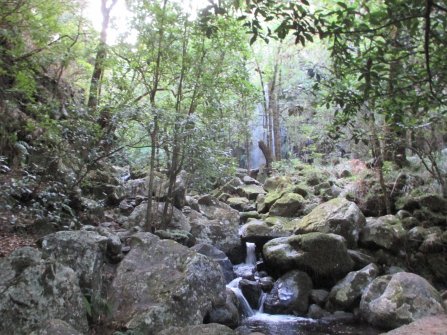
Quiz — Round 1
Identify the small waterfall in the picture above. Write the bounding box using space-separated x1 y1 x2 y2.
245 242 256 265
258 291 267 313
227 278 255 317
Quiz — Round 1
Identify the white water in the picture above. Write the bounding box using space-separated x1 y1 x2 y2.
245 242 257 265
227 277 255 317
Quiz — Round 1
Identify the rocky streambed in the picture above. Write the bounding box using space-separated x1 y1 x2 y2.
1 165 446 334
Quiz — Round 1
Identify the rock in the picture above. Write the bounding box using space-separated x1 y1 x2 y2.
294 198 365 247
263 233 354 286
308 304 331 319
243 176 261 185
108 232 226 334
127 201 190 232
360 272 445 329
326 263 379 311
382 315 447 335
155 229 196 247
29 319 83 335
240 211 262 222
191 243 235 284
227 197 251 211
347 249 376 270
310 289 329 306
264 176 292 192
399 194 447 214
420 232 444 253
207 288 240 329
259 276 274 291
238 184 266 201
157 324 236 335
40 230 108 292
0 247 88 334
188 196 242 261
239 219 288 246
264 270 313 315
239 279 262 309
359 215 406 252
269 193 306 217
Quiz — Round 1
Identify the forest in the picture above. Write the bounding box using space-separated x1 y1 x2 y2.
0 0 446 335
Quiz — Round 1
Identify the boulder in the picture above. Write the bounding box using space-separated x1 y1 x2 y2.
239 219 288 245
237 184 266 201
239 279 262 309
207 289 240 329
243 175 261 185
310 289 329 306
29 319 83 335
263 233 354 286
108 233 226 334
0 247 88 334
264 270 313 315
360 272 445 329
157 324 236 335
326 263 379 311
269 193 306 217
359 215 406 252
127 201 190 232
190 243 235 284
227 197 251 211
263 176 292 192
383 315 447 335
155 229 196 247
294 198 365 247
40 230 108 292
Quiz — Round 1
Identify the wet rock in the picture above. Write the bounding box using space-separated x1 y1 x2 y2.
259 276 274 292
359 215 406 252
191 243 235 284
294 198 365 248
360 272 445 329
269 193 306 217
239 219 288 246
208 289 240 329
310 289 329 306
308 304 331 319
157 323 236 335
263 233 354 286
264 270 313 315
326 263 379 311
108 232 226 334
0 247 88 334
240 279 262 310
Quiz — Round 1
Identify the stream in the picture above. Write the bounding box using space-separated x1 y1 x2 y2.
228 243 381 335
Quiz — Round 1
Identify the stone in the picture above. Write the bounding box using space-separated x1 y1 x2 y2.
359 215 406 252
227 197 251 211
155 229 196 247
263 233 354 286
239 279 262 309
310 289 329 306
326 263 379 311
191 243 235 284
263 176 292 192
239 219 288 245
29 319 83 335
243 175 261 185
294 197 366 247
240 211 262 222
382 315 447 335
127 201 190 232
207 288 240 329
40 230 108 292
264 270 313 315
308 304 331 319
238 184 266 201
157 324 236 335
360 272 445 329
269 193 306 217
107 232 226 334
0 247 88 334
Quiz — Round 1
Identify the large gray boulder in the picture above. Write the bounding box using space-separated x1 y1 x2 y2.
263 233 354 286
269 193 306 217
187 195 241 261
293 197 366 247
40 230 108 292
207 288 240 328
326 263 379 311
239 219 288 245
359 215 407 252
360 272 445 329
0 247 88 334
107 233 227 335
264 270 313 315
157 323 236 335
190 243 235 283
29 319 83 335
127 201 190 232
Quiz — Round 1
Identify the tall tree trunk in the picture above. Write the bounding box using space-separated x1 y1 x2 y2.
272 53 282 161
258 140 273 175
87 0 117 112
145 116 159 233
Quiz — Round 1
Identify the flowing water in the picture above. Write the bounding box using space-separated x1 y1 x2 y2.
228 243 381 335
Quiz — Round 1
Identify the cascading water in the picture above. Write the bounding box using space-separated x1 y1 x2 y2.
228 242 381 335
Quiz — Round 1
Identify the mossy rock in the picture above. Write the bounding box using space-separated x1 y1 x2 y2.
269 193 306 217
237 184 266 200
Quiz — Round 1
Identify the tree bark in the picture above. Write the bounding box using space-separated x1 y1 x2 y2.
258 140 273 175
87 0 117 112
